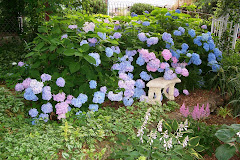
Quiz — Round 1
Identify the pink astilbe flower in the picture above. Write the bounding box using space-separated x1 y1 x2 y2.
180 103 190 117
205 103 210 117
162 49 172 61
192 104 200 120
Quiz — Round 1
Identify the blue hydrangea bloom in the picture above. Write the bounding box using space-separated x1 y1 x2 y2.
39 113 49 122
173 30 182 36
175 9 181 13
162 32 172 41
208 40 215 50
178 27 185 33
181 43 189 52
76 111 83 115
142 21 150 26
212 64 221 72
135 79 145 88
133 88 145 98
193 36 202 46
88 53 101 67
165 12 171 16
56 77 65 87
128 73 134 79
144 11 149 14
186 23 189 26
158 68 164 72
199 69 202 75
201 33 209 41
213 48 222 61
89 80 97 89
71 93 88 108
97 32 106 40
186 53 192 57
203 43 210 52
140 71 151 81
68 106 71 112
24 88 38 101
147 37 158 46
190 53 202 65
136 56 145 66
188 29 196 38
41 103 53 114
29 108 38 117
131 12 138 17
138 33 147 42
89 104 99 112
92 91 105 104
171 50 180 59
123 97 134 106
80 40 88 46
105 47 113 57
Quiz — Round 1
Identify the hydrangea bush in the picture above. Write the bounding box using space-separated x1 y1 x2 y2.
16 8 222 121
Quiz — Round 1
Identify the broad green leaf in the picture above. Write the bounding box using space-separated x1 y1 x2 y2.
78 44 90 52
215 129 236 143
25 52 35 58
63 49 75 56
31 62 41 69
37 34 50 43
38 26 48 33
33 42 45 51
49 45 57 52
215 144 236 160
84 55 96 65
69 62 80 74
189 136 200 146
172 120 178 131
195 145 205 152
163 122 172 132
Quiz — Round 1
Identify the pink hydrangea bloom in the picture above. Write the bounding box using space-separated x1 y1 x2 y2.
55 102 68 115
124 89 134 98
82 22 95 33
65 95 73 104
171 57 178 64
180 103 190 117
162 49 172 61
183 89 189 95
57 113 66 120
15 83 24 91
118 80 125 88
160 62 166 69
181 68 189 77
22 78 32 89
146 59 160 72
53 92 66 102
201 25 207 29
138 49 156 62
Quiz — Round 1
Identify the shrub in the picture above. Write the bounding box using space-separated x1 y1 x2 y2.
88 0 107 14
14 8 221 121
130 3 155 15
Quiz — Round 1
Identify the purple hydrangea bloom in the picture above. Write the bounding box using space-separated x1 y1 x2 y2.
201 25 207 29
41 73 51 82
89 80 97 89
22 78 31 89
162 32 172 41
175 67 182 74
39 113 49 122
89 104 99 112
164 69 177 80
61 34 68 40
55 102 69 115
138 33 147 42
15 83 24 91
42 86 52 101
53 92 66 102
29 108 38 117
107 91 123 101
68 25 78 29
97 32 107 40
100 86 107 93
18 61 25 67
56 77 65 87
147 37 158 46
41 102 53 114
183 89 189 95
113 32 122 39
111 46 121 54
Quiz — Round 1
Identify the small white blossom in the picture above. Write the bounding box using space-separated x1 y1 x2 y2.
147 131 157 145
12 62 17 65
157 119 163 132
236 131 240 138
163 138 173 151
183 136 189 148
30 79 44 94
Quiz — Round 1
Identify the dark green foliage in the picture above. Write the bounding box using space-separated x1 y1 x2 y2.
211 52 240 116
88 0 107 15
194 0 218 14
130 3 155 15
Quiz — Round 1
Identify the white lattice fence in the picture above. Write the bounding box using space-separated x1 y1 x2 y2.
211 15 240 49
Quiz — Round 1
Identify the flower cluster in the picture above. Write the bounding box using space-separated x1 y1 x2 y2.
180 103 210 120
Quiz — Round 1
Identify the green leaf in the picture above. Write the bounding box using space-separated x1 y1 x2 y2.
195 145 205 152
163 122 172 132
84 55 96 65
25 52 35 58
109 39 119 45
189 136 200 147
172 120 178 131
33 42 45 51
62 152 69 159
215 144 236 160
63 49 75 56
69 62 80 74
38 26 48 33
49 45 57 52
37 34 50 43
79 44 90 52
31 62 41 69
215 129 236 143
75 52 83 57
